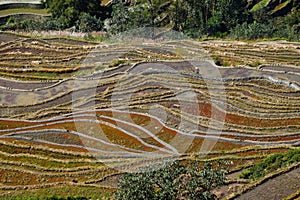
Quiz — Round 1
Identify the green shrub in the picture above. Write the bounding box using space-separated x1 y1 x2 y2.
75 13 102 32
108 59 126 68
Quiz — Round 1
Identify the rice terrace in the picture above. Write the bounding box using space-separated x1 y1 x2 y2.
0 0 299 200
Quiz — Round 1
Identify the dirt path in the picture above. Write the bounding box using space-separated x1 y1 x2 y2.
236 167 300 200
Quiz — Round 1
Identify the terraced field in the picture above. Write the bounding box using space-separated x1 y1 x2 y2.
0 31 299 199
0 0 49 24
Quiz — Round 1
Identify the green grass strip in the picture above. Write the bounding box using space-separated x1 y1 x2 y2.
239 148 300 180
0 8 48 16
0 0 41 3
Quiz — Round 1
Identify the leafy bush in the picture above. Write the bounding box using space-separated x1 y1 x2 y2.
75 13 102 32
239 148 300 180
115 161 227 200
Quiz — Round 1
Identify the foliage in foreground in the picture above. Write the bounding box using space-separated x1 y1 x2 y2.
115 161 227 200
239 148 300 180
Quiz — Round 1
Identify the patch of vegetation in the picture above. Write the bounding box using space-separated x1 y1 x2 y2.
33 72 58 78
249 61 262 68
108 59 126 68
115 161 227 200
83 32 105 42
213 56 232 66
94 65 105 71
76 13 102 33
239 148 300 180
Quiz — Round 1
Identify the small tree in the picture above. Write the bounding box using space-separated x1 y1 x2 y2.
115 161 227 200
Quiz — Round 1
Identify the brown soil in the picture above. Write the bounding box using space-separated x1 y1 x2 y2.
236 167 300 200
